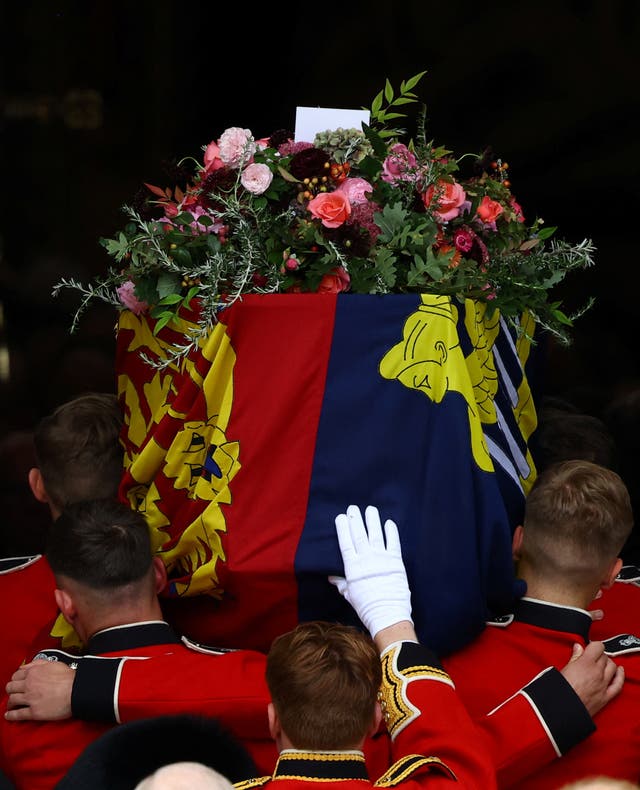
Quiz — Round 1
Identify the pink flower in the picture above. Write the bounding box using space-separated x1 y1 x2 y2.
336 177 373 205
453 228 474 253
116 281 148 315
423 180 468 221
317 266 351 294
381 143 417 183
477 196 504 225
240 163 273 195
186 205 224 235
481 283 497 300
278 140 314 157
203 141 225 174
307 191 351 228
348 201 382 245
217 127 256 169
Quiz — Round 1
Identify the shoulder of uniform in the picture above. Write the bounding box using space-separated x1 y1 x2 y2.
486 612 515 627
374 754 455 786
615 565 640 584
603 634 640 655
0 555 42 573
233 776 271 789
181 635 238 655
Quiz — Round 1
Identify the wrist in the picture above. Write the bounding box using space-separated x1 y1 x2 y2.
373 620 417 652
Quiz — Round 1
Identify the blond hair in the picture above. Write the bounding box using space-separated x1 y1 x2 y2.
523 460 633 583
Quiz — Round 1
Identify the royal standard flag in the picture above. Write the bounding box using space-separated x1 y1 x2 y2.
115 294 537 656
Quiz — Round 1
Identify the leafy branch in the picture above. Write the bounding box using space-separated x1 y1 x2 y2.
366 71 427 139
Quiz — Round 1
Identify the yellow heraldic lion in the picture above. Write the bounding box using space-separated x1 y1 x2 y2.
53 316 242 648
379 294 494 472
123 317 241 599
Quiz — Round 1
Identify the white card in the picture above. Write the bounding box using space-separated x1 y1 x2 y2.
294 107 371 143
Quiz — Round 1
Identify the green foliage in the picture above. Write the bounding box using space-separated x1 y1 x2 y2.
54 71 596 366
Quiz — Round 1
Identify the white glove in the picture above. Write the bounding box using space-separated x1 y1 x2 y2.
329 504 413 638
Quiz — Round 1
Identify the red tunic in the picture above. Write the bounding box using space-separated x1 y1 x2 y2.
235 641 497 790
0 555 57 688
443 597 640 787
589 566 640 640
0 621 274 789
43 630 589 784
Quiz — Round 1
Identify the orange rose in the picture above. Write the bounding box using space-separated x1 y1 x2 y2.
307 191 351 228
317 266 351 294
477 196 504 224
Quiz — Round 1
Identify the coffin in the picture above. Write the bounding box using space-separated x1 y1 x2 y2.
115 292 538 656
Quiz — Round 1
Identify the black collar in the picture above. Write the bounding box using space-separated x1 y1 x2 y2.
86 621 182 653
273 752 369 782
513 598 592 642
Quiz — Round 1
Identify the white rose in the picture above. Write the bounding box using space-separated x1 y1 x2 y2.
218 127 256 169
240 163 273 195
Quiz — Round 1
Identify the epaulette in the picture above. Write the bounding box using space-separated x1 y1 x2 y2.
234 776 271 789
0 555 41 573
486 613 515 627
603 634 640 656
181 635 239 655
615 565 640 584
374 754 455 786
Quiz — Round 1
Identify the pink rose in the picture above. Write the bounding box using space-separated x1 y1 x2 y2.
336 177 373 205
423 180 468 221
240 163 273 195
307 191 351 228
203 141 225 173
116 280 149 315
477 196 504 225
381 143 417 183
217 127 256 169
317 266 351 294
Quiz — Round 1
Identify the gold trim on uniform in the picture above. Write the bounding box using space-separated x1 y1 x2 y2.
270 751 370 782
234 777 271 789
374 755 455 786
379 646 452 737
277 753 366 763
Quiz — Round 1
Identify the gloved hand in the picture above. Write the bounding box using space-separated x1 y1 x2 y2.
329 504 413 639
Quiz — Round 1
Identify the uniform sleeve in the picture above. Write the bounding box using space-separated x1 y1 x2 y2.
379 641 497 789
478 666 595 787
72 649 271 738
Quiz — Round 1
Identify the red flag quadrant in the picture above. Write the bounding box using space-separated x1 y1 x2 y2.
115 294 536 655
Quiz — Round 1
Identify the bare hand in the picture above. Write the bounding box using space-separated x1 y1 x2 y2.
560 641 624 717
4 659 74 721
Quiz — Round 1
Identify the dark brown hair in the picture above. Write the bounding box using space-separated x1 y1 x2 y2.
34 392 124 510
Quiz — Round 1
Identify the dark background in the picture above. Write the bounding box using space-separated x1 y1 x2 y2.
1 1 639 550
